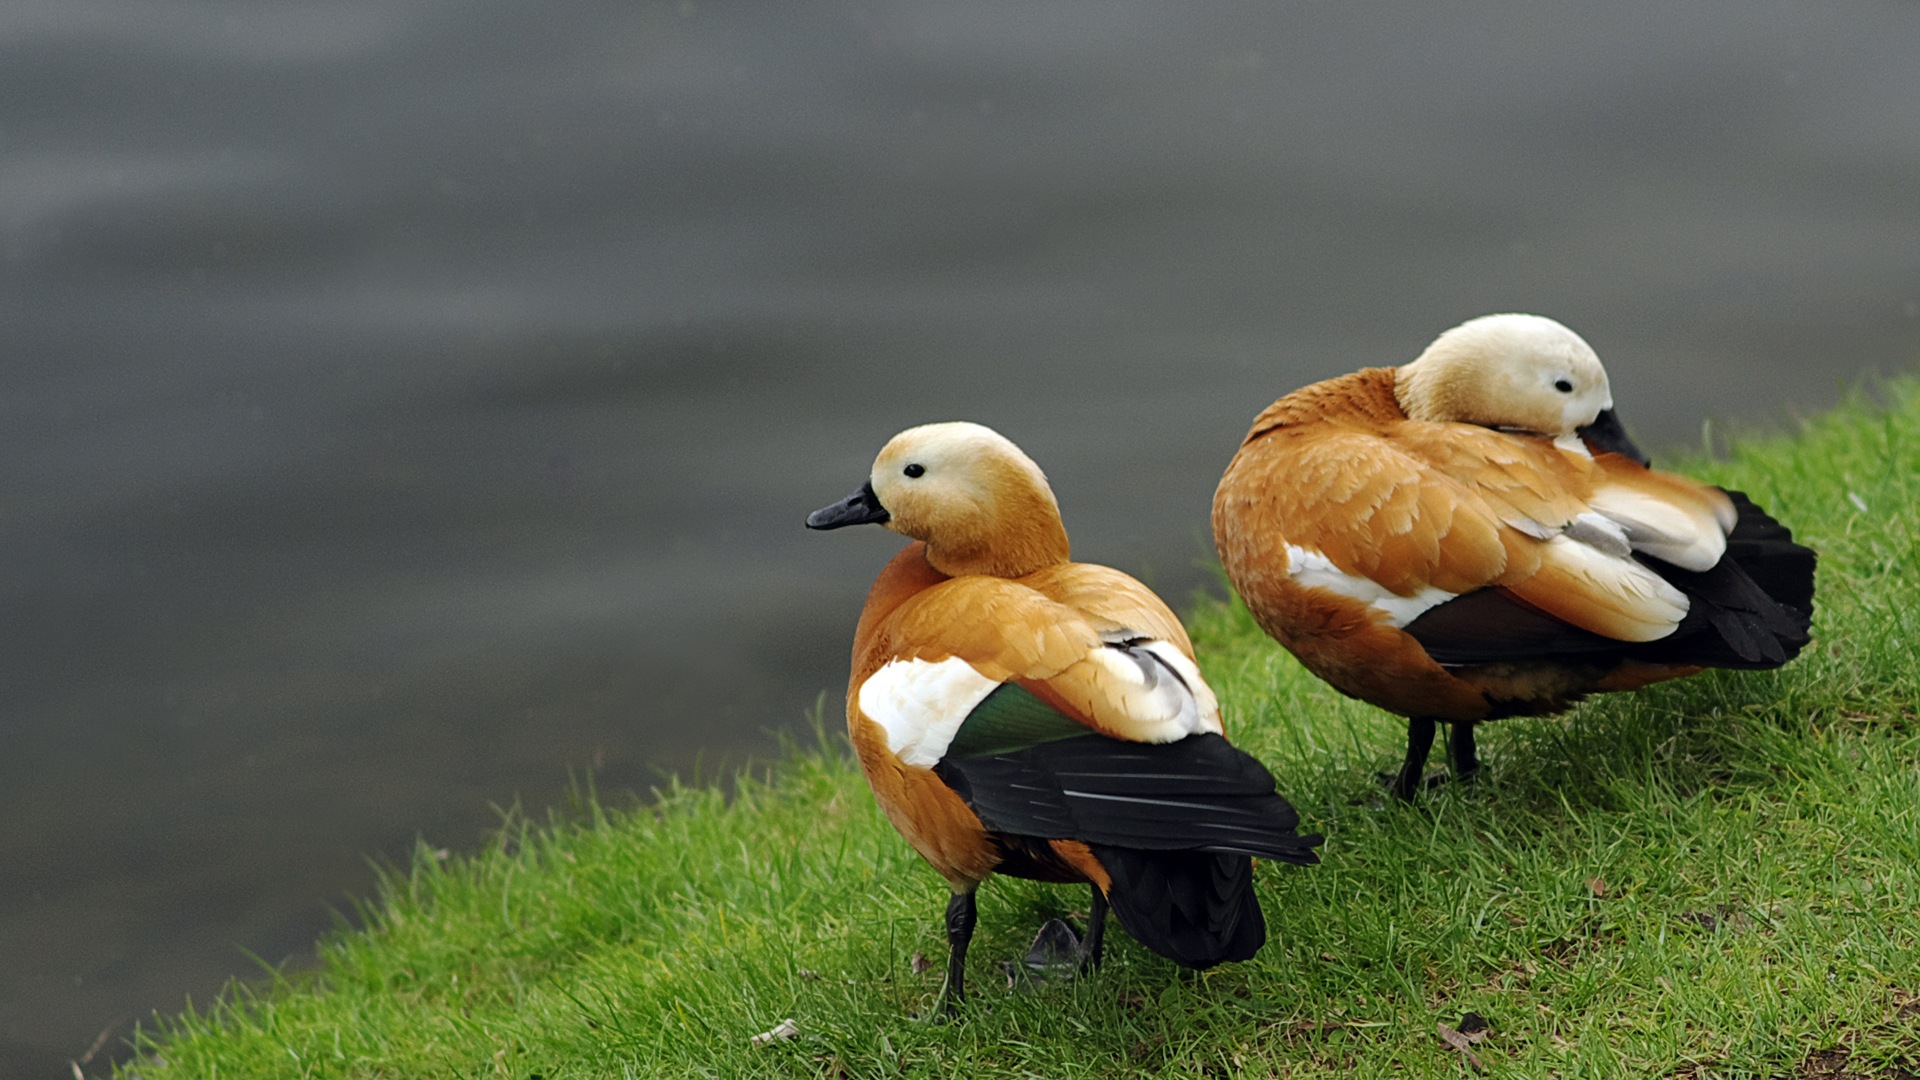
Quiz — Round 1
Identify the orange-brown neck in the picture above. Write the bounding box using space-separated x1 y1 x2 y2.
917 484 1071 580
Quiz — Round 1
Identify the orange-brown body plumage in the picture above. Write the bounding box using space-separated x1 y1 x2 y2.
844 542 1148 892
1213 316 1815 798
811 421 1319 1009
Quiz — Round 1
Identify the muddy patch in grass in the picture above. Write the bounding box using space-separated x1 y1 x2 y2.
1797 993 1920 1080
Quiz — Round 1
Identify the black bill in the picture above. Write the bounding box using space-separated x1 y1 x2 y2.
805 481 890 529
1576 408 1651 466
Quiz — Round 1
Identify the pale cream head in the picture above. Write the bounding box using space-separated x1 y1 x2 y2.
869 421 1070 578
1394 313 1614 436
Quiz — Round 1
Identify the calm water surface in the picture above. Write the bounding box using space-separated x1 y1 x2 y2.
4 2 1918 1075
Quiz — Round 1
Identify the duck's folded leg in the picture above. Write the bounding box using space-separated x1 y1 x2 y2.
1007 886 1108 986
1004 917 1083 988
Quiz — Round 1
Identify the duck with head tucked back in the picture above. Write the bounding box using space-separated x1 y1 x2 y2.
808 421 1321 1014
1212 314 1816 801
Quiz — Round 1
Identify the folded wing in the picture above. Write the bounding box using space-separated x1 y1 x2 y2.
875 575 1322 969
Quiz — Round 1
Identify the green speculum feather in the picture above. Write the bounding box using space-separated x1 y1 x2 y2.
944 682 1087 758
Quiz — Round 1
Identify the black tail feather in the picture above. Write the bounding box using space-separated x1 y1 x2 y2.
1721 489 1817 612
1088 846 1265 969
1629 490 1815 669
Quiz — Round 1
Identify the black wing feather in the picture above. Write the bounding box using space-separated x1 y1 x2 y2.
1401 588 1623 664
934 733 1321 865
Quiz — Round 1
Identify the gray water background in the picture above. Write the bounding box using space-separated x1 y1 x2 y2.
4 1 1918 1075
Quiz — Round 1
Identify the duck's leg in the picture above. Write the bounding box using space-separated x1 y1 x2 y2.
940 890 977 1017
1078 885 1108 972
1447 720 1481 783
1389 716 1439 801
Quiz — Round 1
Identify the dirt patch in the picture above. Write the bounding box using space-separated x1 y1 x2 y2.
1538 913 1624 967
1673 903 1754 934
1671 993 1920 1079
1798 1047 1918 1080
1795 992 1920 1080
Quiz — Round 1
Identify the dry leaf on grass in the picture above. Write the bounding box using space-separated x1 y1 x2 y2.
910 952 931 975
750 1018 799 1048
1289 1020 1338 1034
1586 876 1608 897
1438 1023 1486 1071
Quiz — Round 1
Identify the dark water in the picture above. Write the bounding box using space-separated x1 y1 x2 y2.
4 1 1918 1074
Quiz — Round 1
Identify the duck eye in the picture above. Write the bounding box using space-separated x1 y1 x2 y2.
903 463 925 478
1554 379 1574 394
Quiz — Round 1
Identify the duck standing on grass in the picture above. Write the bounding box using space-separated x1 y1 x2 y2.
1212 314 1816 801
807 421 1321 1014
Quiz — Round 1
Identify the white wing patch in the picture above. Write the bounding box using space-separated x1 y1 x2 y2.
1083 639 1224 742
1587 485 1728 571
857 656 999 768
1538 534 1689 640
1285 543 1456 627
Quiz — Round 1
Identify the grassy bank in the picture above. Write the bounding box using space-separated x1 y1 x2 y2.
126 385 1920 1079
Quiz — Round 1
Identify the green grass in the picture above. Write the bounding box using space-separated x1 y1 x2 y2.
124 384 1920 1079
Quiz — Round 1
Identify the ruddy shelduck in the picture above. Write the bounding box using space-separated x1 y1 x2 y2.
1213 314 1816 800
808 421 1320 1012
